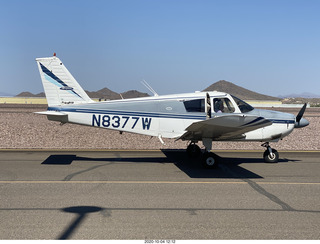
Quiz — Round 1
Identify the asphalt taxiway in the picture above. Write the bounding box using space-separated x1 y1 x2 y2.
0 149 319 239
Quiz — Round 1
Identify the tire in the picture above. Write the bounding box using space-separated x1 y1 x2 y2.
186 143 201 158
263 149 279 163
202 152 219 169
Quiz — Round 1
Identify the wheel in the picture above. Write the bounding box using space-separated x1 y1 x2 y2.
202 152 219 169
186 143 201 158
263 148 279 163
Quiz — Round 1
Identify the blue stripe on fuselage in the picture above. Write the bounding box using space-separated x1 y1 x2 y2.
47 107 295 124
48 107 206 120
270 119 295 124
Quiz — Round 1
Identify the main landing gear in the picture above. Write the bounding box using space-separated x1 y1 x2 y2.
186 141 280 168
186 142 201 158
186 139 219 169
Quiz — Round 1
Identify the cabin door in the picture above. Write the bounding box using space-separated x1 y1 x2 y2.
205 93 212 119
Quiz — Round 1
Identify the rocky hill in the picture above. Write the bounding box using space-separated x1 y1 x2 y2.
203 80 280 100
120 90 149 99
15 80 298 101
16 88 149 100
86 88 120 100
16 91 45 97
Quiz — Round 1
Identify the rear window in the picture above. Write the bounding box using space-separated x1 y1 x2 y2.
183 99 205 112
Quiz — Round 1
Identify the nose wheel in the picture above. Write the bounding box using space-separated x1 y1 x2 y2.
262 142 279 163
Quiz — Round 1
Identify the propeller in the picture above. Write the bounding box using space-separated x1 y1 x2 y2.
296 103 307 123
295 103 309 128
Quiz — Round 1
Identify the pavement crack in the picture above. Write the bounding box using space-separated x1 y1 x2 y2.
219 164 295 211
242 178 295 211
63 163 113 181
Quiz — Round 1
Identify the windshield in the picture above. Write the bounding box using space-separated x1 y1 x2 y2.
231 95 254 113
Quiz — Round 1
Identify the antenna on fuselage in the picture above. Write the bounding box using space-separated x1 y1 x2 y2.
141 80 159 97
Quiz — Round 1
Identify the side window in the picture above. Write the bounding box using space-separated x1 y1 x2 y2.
213 98 235 113
184 99 205 112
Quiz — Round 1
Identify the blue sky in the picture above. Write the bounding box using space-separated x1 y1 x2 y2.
0 0 319 96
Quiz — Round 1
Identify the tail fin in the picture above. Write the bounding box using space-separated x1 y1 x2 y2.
36 55 93 106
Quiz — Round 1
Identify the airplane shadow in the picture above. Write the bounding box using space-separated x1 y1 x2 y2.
163 150 262 179
163 149 300 179
41 154 170 165
41 150 300 179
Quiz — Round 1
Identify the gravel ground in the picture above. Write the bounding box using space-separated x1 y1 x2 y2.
0 105 319 150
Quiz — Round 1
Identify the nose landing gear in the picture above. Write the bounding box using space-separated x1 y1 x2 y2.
261 142 279 163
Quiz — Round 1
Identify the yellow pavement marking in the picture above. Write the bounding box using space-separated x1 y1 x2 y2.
0 180 319 185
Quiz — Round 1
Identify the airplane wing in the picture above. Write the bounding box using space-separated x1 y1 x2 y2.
179 114 272 141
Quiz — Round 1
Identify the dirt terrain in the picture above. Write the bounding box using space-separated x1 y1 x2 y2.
0 104 319 150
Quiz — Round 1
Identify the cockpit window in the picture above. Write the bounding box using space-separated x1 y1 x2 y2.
231 95 254 113
213 98 235 113
184 99 205 112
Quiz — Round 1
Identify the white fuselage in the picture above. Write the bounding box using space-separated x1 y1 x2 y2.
47 91 296 142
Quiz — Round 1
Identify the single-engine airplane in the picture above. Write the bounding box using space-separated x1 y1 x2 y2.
35 55 309 168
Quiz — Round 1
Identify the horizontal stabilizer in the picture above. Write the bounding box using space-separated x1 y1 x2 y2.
35 111 67 116
35 111 68 123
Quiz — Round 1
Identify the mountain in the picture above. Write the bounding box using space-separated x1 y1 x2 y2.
203 80 280 100
86 88 120 100
15 88 149 100
14 80 283 101
16 92 45 97
120 90 149 99
86 88 149 100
